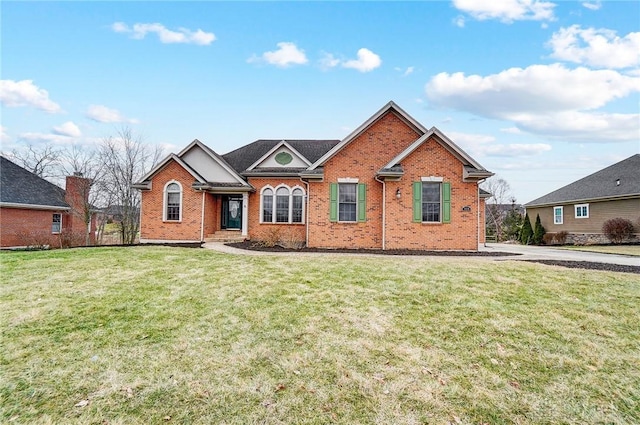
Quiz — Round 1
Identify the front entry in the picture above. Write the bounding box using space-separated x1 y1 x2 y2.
221 195 242 230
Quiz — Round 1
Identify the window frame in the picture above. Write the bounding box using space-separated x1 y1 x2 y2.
553 206 563 224
421 182 442 223
52 213 62 234
260 184 305 224
574 204 589 219
338 183 358 223
163 180 183 222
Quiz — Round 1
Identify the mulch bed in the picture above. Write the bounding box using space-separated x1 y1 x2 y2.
227 241 517 256
227 241 640 274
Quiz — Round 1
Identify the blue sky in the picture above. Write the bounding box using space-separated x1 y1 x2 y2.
1 0 638 203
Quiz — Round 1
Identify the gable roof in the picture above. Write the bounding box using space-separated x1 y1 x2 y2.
223 139 340 173
0 156 69 210
246 140 311 170
178 139 249 186
379 127 492 179
308 101 427 170
134 153 207 189
525 154 640 207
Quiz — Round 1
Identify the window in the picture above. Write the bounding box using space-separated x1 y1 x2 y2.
260 185 305 223
554 206 563 224
276 187 289 223
164 181 182 221
292 188 303 223
413 181 451 223
262 188 273 222
338 183 357 222
52 213 61 233
575 204 589 219
329 182 366 223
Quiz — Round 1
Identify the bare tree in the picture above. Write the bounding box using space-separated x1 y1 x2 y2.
4 144 62 179
482 176 514 241
98 127 163 245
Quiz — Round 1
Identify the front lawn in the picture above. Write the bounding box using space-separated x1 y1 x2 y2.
1 247 638 424
560 244 640 257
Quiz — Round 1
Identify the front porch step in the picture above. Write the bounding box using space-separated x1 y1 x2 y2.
204 230 246 243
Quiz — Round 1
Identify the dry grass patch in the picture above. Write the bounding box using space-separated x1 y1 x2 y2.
1 247 639 424
560 244 640 256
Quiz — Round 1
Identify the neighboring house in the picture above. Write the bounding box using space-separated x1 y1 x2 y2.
0 156 96 248
524 154 640 244
134 101 493 250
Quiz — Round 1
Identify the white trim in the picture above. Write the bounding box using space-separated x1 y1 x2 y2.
338 177 359 183
553 206 564 225
52 213 62 234
259 185 274 224
337 182 358 223
178 139 250 187
163 180 183 222
0 202 69 211
574 203 589 219
246 141 312 170
137 154 206 185
200 192 205 241
242 192 249 236
259 184 305 224
308 101 427 170
421 176 444 182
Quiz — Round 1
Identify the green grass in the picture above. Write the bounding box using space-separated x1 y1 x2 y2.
1 247 639 424
560 244 640 257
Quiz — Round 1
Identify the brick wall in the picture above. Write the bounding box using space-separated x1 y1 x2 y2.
0 207 67 248
140 160 203 242
247 177 306 243
307 111 421 249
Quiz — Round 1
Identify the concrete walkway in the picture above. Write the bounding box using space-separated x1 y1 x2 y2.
203 241 639 266
481 243 639 266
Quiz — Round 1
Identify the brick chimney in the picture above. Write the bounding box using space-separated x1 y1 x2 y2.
65 174 95 244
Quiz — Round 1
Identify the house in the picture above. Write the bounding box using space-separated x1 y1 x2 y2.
524 154 640 244
0 156 96 248
134 101 494 250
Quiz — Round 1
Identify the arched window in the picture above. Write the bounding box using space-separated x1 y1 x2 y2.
164 182 182 221
262 188 273 222
292 188 303 223
275 187 290 223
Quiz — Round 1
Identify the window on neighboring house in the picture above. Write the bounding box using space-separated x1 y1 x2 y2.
292 188 304 223
164 182 182 221
329 182 366 223
575 204 589 218
262 188 273 222
554 206 563 224
276 187 290 223
412 181 451 223
52 213 61 233
260 185 306 224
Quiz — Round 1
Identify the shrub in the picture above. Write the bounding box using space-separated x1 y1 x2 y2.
533 214 546 244
542 233 556 245
555 231 568 245
520 213 533 245
278 228 305 249
261 227 281 248
602 218 635 244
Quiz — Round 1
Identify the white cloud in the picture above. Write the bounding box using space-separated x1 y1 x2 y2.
547 25 640 69
0 126 10 143
453 15 466 28
449 131 551 157
85 105 138 124
111 22 215 45
17 132 77 145
452 0 556 23
425 64 640 141
342 48 382 72
52 121 81 137
0 79 61 113
582 1 602 11
500 127 522 134
319 52 340 70
249 42 308 68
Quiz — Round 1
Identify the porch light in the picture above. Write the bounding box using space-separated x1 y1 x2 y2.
396 188 401 199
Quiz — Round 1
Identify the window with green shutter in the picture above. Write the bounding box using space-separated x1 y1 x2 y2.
330 182 367 222
412 181 451 223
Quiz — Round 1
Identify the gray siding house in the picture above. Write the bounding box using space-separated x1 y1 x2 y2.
524 154 640 244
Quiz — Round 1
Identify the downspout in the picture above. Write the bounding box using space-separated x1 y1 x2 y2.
200 191 205 242
477 179 487 248
374 176 386 250
300 177 310 247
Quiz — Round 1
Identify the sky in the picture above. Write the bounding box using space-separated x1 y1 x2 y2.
1 0 639 204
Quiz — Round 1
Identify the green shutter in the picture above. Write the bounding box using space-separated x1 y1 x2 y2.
442 182 451 223
329 183 338 222
357 183 367 222
412 182 422 222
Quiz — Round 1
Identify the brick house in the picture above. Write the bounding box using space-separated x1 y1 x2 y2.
525 154 640 244
134 101 493 250
0 156 97 248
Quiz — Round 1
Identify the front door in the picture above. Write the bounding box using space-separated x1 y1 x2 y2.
221 195 242 230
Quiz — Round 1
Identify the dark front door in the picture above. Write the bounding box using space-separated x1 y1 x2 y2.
221 195 242 230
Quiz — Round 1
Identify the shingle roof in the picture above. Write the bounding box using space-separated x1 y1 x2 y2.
222 140 340 173
0 156 69 208
525 154 640 207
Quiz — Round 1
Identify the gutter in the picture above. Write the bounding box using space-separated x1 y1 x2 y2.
0 202 70 211
300 177 310 247
374 176 386 250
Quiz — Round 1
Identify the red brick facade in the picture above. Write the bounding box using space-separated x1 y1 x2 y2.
137 104 490 250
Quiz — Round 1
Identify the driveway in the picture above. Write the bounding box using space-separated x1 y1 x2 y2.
482 243 640 267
